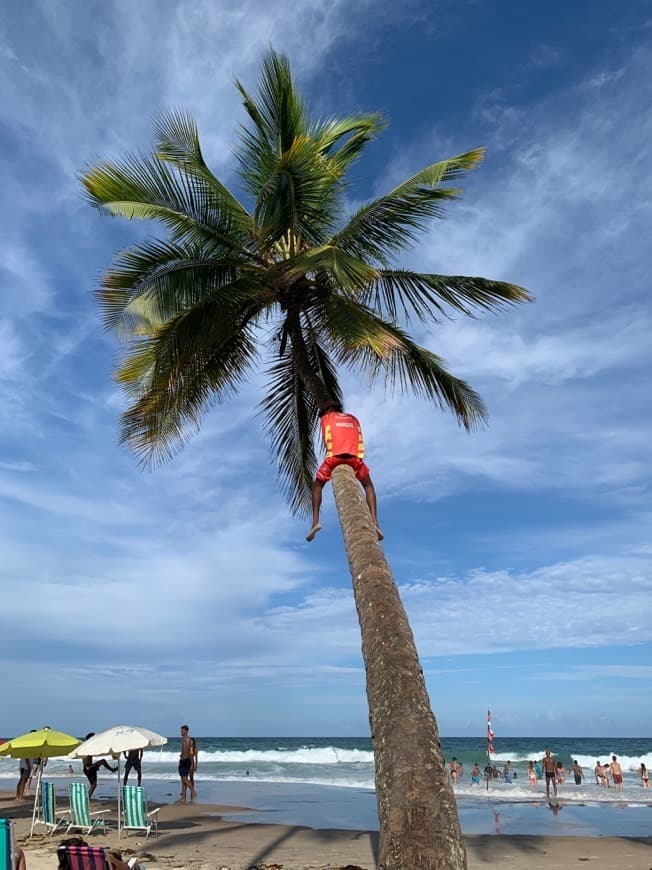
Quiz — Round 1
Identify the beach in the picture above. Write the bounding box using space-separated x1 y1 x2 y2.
3 785 652 869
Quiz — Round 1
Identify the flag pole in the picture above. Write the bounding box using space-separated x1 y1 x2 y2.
486 708 495 792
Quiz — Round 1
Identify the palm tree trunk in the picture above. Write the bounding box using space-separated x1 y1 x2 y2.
331 464 467 870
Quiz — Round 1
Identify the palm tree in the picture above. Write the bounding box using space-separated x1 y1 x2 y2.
83 50 530 869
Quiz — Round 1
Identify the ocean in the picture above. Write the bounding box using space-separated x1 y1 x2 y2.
2 736 651 835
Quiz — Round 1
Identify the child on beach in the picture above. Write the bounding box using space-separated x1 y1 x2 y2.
471 763 481 784
306 401 382 542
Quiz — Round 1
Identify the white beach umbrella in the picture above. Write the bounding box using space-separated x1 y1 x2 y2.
69 725 167 835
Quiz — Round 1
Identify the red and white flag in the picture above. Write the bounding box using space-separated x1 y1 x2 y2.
487 709 495 755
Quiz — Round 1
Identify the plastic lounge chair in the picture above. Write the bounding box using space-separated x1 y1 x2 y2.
122 786 160 838
39 780 69 834
57 844 109 869
65 782 110 835
0 818 18 870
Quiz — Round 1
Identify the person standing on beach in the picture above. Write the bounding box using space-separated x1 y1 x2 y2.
306 401 382 542
610 755 623 791
449 757 459 784
15 757 31 800
123 748 143 787
503 761 512 783
640 763 649 788
572 760 584 785
527 760 537 788
542 749 557 799
178 725 197 803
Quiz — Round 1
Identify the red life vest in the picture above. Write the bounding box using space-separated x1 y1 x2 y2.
320 412 365 459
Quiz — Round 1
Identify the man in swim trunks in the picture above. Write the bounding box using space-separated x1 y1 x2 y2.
610 755 623 790
123 748 143 787
178 725 197 804
306 401 382 542
572 759 584 785
542 748 558 799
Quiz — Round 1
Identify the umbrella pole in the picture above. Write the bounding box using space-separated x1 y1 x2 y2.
117 755 121 838
30 763 43 837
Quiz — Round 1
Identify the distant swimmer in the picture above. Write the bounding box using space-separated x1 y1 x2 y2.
528 760 537 789
542 749 557 799
471 763 481 784
449 757 459 784
572 760 584 785
640 763 649 788
307 401 382 542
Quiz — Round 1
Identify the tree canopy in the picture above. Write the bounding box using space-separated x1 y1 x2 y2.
83 49 531 515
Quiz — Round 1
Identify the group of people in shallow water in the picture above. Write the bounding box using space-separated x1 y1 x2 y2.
448 750 650 798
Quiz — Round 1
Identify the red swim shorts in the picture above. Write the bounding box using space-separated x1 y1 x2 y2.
316 456 370 483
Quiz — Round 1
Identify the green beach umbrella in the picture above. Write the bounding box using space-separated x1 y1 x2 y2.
0 727 80 758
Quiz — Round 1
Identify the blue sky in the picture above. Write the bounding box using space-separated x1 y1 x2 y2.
1 0 651 738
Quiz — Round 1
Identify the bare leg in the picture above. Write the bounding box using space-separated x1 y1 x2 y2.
88 780 97 799
361 477 383 540
15 848 27 870
306 481 324 541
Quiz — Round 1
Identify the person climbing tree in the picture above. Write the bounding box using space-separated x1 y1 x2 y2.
307 401 382 542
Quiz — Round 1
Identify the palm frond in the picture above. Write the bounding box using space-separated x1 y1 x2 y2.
153 110 253 235
310 114 386 172
99 238 253 332
260 328 343 515
364 270 532 324
276 244 379 292
254 136 340 245
235 49 308 198
311 293 487 430
117 294 262 463
260 353 318 516
82 154 251 256
331 149 484 264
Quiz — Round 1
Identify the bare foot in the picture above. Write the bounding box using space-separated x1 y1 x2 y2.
306 522 322 542
376 526 384 541
174 798 185 805
190 789 197 802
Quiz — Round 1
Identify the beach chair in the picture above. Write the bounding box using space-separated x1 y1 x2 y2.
0 818 17 870
122 786 160 838
39 780 69 834
57 844 109 869
65 782 110 835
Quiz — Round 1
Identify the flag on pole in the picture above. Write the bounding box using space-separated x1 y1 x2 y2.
487 708 495 755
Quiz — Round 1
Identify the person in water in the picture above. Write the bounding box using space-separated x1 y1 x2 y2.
307 401 382 542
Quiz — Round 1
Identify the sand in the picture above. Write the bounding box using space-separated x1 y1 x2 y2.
2 792 651 869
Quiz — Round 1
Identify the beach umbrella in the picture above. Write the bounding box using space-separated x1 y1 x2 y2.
69 725 167 835
0 726 81 835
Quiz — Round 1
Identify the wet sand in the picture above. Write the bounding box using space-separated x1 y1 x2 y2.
2 791 651 869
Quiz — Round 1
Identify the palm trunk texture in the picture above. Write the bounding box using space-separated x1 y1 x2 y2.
331 464 467 870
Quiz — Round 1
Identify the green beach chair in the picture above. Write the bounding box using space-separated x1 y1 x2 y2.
39 780 69 834
65 781 110 835
0 818 17 870
122 786 160 838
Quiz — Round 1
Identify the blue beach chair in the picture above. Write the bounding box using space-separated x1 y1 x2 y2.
122 786 160 838
0 818 17 870
39 780 69 834
65 782 110 835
